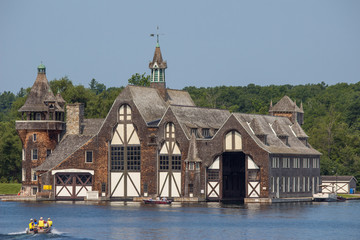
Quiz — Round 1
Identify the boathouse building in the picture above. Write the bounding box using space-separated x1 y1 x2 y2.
16 43 321 202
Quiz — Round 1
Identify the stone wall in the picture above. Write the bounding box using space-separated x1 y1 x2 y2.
66 103 84 135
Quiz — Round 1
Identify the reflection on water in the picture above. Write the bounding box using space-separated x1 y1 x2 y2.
1 200 359 240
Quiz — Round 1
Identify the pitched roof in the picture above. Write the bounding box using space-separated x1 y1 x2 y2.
185 133 202 162
35 135 92 171
128 86 168 123
19 72 64 112
81 118 104 135
167 89 195 106
321 176 358 182
269 96 303 113
170 105 230 138
149 46 167 69
233 113 320 155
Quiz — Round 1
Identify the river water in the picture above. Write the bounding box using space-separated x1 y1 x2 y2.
0 200 359 240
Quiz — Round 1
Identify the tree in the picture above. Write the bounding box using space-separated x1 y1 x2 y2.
128 73 150 87
89 78 106 95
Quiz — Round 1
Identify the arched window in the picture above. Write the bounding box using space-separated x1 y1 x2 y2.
224 130 242 151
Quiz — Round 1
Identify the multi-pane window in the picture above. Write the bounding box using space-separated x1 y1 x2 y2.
196 162 200 171
293 158 300 168
282 157 290 168
111 146 124 171
127 146 141 170
313 158 320 168
101 183 106 193
85 151 93 163
208 170 219 181
191 128 198 138
31 149 38 160
189 162 194 170
303 158 310 168
202 128 211 138
272 157 279 168
31 169 37 181
287 177 291 192
159 155 169 170
172 155 181 170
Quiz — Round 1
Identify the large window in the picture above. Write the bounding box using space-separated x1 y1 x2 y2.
159 155 169 170
282 157 290 168
111 146 124 171
293 158 300 168
111 146 140 171
172 155 181 170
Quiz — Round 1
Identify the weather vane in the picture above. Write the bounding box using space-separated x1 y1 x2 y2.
150 26 164 44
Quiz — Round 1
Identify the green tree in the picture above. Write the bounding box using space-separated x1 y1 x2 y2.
128 73 150 87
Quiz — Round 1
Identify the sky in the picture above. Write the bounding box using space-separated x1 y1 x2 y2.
1 0 360 93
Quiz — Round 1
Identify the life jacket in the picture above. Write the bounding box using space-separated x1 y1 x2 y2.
38 220 44 227
47 220 53 227
29 222 34 230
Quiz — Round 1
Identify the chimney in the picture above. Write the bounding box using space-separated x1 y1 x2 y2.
66 103 84 135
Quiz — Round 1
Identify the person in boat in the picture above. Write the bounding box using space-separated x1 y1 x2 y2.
28 219 34 232
162 197 167 201
33 219 38 228
38 217 45 229
47 218 53 228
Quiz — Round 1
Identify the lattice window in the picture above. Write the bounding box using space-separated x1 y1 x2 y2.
172 155 181 170
272 157 279 168
208 170 219 181
111 146 124 171
159 155 169 170
202 128 210 138
31 149 38 160
127 146 141 171
76 175 92 185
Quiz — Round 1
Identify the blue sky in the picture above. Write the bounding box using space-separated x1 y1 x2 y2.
1 0 360 93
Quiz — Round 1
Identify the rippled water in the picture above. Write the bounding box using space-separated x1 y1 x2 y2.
0 200 359 240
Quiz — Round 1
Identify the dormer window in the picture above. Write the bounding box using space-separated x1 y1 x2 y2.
191 128 198 138
35 113 41 120
202 128 210 138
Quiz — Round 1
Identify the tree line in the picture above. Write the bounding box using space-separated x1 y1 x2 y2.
0 75 359 188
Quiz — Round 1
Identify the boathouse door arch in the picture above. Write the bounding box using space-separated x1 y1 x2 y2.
221 130 246 201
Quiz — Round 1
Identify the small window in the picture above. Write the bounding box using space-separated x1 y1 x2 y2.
191 128 198 138
189 162 195 170
22 149 25 161
32 187 38 195
32 169 37 181
101 183 106 193
189 184 194 194
202 128 210 138
143 183 148 193
31 149 38 160
86 151 93 163
196 162 200 171
33 134 37 142
22 168 25 182
46 149 52 157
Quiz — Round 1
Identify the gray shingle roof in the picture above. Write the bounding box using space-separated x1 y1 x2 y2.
270 96 303 113
82 118 104 135
19 73 64 112
233 113 320 155
321 176 357 182
167 89 195 106
35 135 92 171
170 105 230 138
128 86 168 123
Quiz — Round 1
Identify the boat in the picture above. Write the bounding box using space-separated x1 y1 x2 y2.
143 199 172 204
313 192 345 202
26 227 52 234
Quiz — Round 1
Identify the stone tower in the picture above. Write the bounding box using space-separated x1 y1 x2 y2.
269 96 304 125
16 64 66 196
149 41 167 99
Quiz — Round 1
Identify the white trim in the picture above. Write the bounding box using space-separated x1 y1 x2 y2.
51 169 95 175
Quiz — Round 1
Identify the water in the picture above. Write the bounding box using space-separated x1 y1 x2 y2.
1 200 360 240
